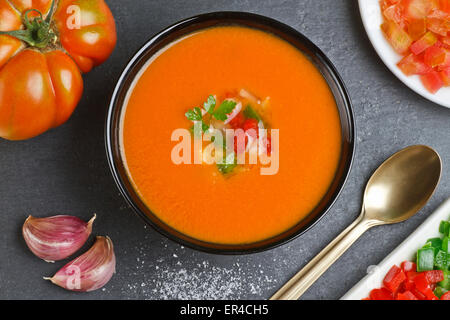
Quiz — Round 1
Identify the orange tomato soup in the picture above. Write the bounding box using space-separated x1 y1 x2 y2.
121 26 342 244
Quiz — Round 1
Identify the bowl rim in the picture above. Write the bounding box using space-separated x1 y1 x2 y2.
105 11 356 255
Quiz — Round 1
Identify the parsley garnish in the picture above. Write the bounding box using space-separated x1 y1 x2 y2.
213 100 237 121
185 95 237 126
217 152 237 174
203 95 216 114
185 107 203 121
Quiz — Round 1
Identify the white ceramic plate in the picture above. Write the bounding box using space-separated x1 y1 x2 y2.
341 197 450 300
358 0 450 108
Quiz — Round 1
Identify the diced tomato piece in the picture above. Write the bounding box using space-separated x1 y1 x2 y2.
243 118 259 139
383 4 406 27
263 137 272 156
383 265 407 293
228 112 245 129
401 261 417 272
441 0 450 13
233 130 247 154
402 0 436 20
424 270 444 283
413 273 439 300
421 70 445 93
410 31 438 54
440 67 450 85
424 45 449 67
381 21 413 54
408 19 427 40
369 288 394 300
439 36 450 49
397 53 432 75
426 10 450 36
381 0 401 11
396 291 419 300
441 291 450 300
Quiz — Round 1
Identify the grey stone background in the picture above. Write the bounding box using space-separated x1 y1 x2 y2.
0 0 449 300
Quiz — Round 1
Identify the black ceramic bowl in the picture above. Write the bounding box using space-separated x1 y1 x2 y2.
105 12 355 254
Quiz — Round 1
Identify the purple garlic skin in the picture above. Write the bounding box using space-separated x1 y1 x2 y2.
45 236 116 292
22 214 95 262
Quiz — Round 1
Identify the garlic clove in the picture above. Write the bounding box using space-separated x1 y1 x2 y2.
22 214 96 262
45 236 116 292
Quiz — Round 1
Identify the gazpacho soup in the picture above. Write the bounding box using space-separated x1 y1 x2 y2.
120 26 342 245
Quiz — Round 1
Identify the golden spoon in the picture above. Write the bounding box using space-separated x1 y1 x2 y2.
271 145 442 300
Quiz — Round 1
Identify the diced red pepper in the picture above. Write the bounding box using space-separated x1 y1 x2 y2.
424 270 444 283
411 288 427 300
410 31 438 54
421 70 445 93
381 21 413 54
396 291 419 300
441 291 450 300
413 273 439 300
397 53 432 75
383 265 407 293
369 288 394 300
401 261 417 272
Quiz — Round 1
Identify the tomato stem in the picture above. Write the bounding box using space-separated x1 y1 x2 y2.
0 0 56 49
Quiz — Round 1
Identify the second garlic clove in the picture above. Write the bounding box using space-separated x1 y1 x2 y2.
45 236 116 292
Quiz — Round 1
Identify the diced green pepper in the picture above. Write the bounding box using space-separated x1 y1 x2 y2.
427 237 443 249
443 236 450 254
435 250 448 270
439 221 450 235
439 270 450 290
425 237 443 255
243 105 261 121
434 286 448 298
417 247 436 271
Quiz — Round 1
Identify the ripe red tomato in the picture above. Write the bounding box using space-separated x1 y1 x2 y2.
0 0 116 140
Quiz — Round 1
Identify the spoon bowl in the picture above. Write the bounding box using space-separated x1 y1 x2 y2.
364 145 442 224
271 145 442 300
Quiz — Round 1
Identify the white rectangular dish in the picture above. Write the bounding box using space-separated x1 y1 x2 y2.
341 197 450 300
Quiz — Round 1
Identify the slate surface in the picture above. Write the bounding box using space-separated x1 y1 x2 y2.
0 0 449 300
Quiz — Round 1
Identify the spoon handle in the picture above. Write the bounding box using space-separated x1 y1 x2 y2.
270 214 377 300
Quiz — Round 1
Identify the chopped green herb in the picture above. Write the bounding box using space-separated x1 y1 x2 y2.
243 105 261 121
203 95 216 114
217 151 237 174
213 100 237 121
189 121 209 135
185 107 203 121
